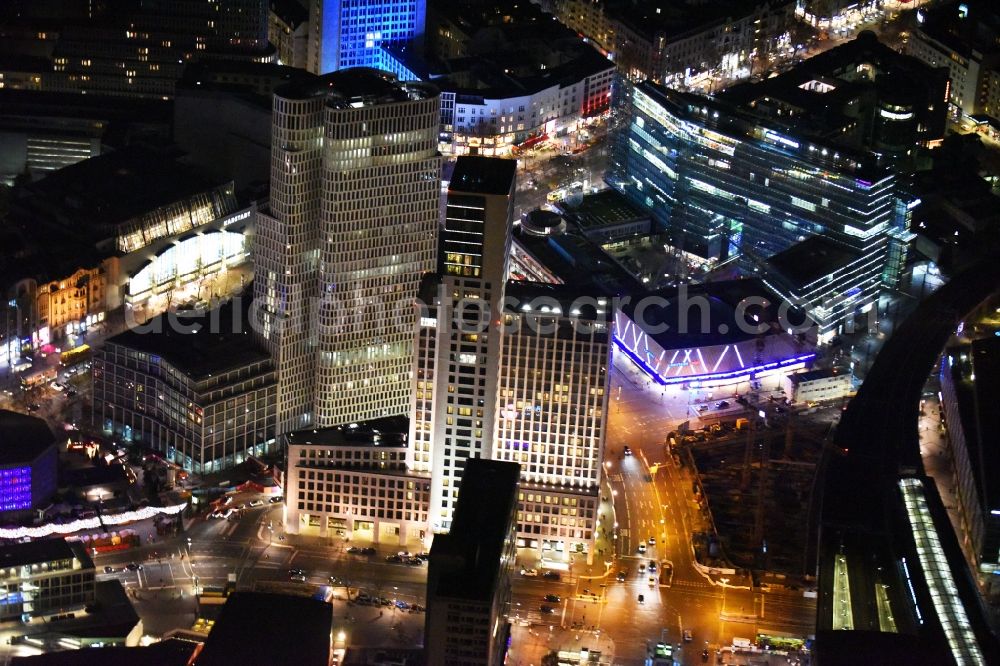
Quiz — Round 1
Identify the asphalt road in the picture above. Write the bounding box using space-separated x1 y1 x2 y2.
603 355 817 665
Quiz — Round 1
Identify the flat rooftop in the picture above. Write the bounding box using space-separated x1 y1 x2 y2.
767 236 862 288
618 278 797 348
286 416 410 449
512 225 643 296
449 156 517 196
10 637 197 666
0 410 56 465
275 68 438 106
790 367 848 384
12 145 228 241
105 298 271 382
429 459 519 602
196 592 332 666
559 189 648 231
0 538 91 570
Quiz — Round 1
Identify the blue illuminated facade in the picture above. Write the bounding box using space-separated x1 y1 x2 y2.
0 411 58 516
0 467 32 512
315 0 426 73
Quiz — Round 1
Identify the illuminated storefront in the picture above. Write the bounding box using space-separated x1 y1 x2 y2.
125 230 248 307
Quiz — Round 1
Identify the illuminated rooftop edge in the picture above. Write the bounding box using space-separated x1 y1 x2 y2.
613 335 815 386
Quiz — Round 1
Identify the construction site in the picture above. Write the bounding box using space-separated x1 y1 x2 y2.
677 403 836 576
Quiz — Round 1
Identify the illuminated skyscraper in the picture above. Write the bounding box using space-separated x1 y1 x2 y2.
254 69 440 434
411 156 517 532
306 0 426 74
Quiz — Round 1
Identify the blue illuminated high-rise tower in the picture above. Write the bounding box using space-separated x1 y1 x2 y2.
306 0 426 74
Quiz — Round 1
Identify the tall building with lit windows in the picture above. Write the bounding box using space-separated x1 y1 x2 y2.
609 80 907 341
306 0 426 74
254 69 440 435
494 283 610 560
411 156 517 533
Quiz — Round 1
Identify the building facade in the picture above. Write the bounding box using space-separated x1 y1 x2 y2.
253 69 440 434
0 539 95 622
905 0 1000 116
0 411 59 518
425 459 518 666
93 303 277 474
494 285 609 558
412 157 517 532
0 1 274 99
268 0 310 69
552 0 793 85
283 418 431 545
609 81 903 340
783 367 852 403
940 340 1000 589
307 0 426 74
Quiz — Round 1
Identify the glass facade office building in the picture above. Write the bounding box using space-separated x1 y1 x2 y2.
609 81 906 336
309 0 426 73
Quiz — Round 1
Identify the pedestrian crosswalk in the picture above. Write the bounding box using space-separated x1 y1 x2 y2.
672 579 712 589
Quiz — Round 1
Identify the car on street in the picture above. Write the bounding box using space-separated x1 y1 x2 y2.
716 401 730 409
539 605 555 614
542 571 561 581
683 629 693 642
288 568 305 577
638 563 646 573
27 404 41 412
648 561 656 572
289 574 306 582
637 594 644 603
385 555 404 563
126 563 142 571
361 547 375 555
103 566 116 573
347 546 362 554
616 570 627 582
648 575 656 587
702 649 710 662
520 568 538 577
543 594 561 603
638 543 646 554
648 536 655 545
623 446 632 456
268 496 283 503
